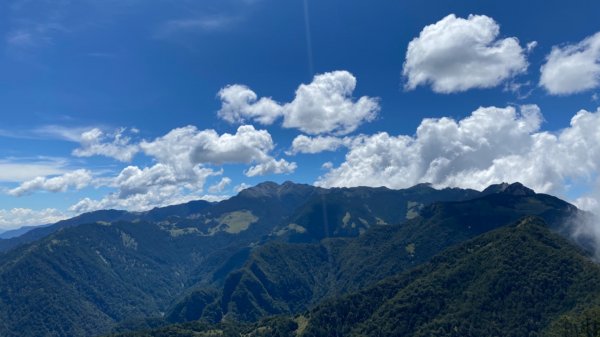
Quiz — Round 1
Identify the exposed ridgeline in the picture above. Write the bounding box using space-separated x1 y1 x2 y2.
166 182 579 323
0 181 483 337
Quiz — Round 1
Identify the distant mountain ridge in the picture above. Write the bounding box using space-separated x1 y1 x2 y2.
165 182 579 324
0 224 52 239
0 181 590 337
0 200 215 252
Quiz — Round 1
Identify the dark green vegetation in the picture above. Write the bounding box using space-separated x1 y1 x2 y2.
169 182 578 323
108 217 600 337
2 181 598 337
301 217 600 337
0 181 488 336
547 307 600 337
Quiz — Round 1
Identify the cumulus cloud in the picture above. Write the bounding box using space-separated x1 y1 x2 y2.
217 71 380 135
69 185 216 214
234 183 251 193
403 14 528 93
281 71 379 135
140 124 295 175
112 164 217 199
245 158 297 177
69 163 221 213
188 125 289 169
287 135 354 155
69 125 294 213
218 85 283 125
72 128 139 162
540 31 600 95
0 208 68 231
8 169 93 196
526 41 538 53
317 105 600 198
208 177 232 193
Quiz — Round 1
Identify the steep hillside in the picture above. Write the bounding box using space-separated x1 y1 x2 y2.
0 182 319 336
167 183 579 323
301 217 600 337
109 217 600 337
0 181 483 336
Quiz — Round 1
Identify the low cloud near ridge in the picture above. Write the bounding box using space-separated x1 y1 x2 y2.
317 105 600 206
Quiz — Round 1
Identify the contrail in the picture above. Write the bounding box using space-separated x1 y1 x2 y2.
303 0 314 77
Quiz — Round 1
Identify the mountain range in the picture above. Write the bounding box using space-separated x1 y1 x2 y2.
0 181 597 337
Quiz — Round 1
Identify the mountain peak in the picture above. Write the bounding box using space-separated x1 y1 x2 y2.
481 182 535 196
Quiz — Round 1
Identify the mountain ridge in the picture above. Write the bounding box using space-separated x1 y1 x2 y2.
0 181 590 337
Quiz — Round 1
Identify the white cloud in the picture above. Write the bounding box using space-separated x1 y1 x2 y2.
179 125 296 175
570 177 600 260
111 164 217 199
0 159 67 182
33 125 90 142
217 85 283 125
208 177 232 193
245 158 297 177
8 169 93 196
140 125 296 176
217 71 380 135
155 16 237 38
281 71 379 135
0 208 68 231
69 186 211 214
403 14 528 93
0 125 92 142
540 32 600 95
6 30 34 47
68 125 294 213
234 183 251 193
68 163 220 214
317 105 600 198
67 165 228 213
72 128 139 162
287 135 353 155
322 162 334 170
5 22 66 50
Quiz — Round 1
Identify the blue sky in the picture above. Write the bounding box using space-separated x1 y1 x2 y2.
1 0 600 229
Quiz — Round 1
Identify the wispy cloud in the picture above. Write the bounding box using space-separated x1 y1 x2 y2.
86 52 119 59
154 16 238 38
0 207 69 231
4 0 71 52
0 157 68 182
0 125 95 142
5 21 68 50
6 30 35 47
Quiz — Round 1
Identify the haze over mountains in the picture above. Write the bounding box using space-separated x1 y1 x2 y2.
0 181 598 337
